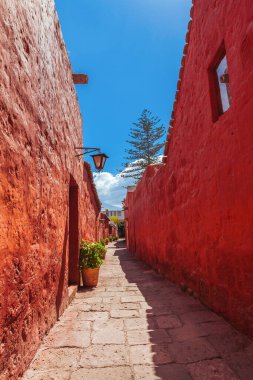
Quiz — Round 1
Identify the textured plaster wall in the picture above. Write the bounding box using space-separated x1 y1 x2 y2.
0 1 100 378
98 213 110 240
126 0 253 337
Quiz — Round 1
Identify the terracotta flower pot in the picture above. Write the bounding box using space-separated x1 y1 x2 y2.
82 267 100 287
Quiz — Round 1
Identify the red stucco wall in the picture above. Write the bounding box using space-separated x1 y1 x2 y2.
98 213 110 240
126 0 253 337
109 224 118 237
0 1 100 378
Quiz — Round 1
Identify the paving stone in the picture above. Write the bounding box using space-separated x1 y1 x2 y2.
169 302 206 315
130 344 173 365
133 365 158 379
139 309 150 317
156 315 182 329
169 338 219 363
140 302 153 310
60 310 79 320
187 359 239 380
200 321 235 336
56 319 91 332
180 310 222 324
121 296 146 303
23 369 71 380
76 311 109 321
124 317 156 331
105 290 139 297
92 325 125 344
103 296 121 303
129 345 155 365
169 323 207 342
78 289 106 297
93 318 124 331
245 342 253 354
127 329 172 345
70 366 134 380
90 303 111 311
152 343 175 365
43 329 90 348
75 289 106 299
67 303 91 312
79 345 129 367
127 330 151 345
111 309 139 318
115 302 141 310
92 318 125 344
156 364 193 380
126 286 141 292
106 287 127 292
144 306 174 316
223 350 253 380
206 331 251 355
82 297 103 304
30 348 82 370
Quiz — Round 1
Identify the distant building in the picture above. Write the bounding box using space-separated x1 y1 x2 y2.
103 209 125 222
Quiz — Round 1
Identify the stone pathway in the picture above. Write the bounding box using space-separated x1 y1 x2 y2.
23 241 253 380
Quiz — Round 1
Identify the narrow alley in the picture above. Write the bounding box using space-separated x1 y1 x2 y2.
23 241 253 380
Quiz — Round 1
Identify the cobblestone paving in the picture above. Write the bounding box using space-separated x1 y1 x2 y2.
23 241 253 380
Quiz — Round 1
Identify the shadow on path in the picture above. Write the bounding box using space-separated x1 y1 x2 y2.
114 240 253 380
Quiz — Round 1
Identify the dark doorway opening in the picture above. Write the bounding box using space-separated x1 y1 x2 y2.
68 176 79 285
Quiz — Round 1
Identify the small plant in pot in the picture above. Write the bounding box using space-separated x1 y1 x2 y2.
79 241 105 287
93 242 107 259
100 239 106 246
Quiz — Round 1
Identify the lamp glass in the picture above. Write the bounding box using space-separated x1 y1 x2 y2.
91 153 108 172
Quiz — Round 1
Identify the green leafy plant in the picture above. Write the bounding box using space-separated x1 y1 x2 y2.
79 241 106 270
109 235 113 242
109 216 119 225
105 237 109 244
80 239 91 248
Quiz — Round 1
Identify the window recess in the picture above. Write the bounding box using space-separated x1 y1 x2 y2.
209 46 232 121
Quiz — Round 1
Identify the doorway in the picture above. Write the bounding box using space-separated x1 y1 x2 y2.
68 176 79 285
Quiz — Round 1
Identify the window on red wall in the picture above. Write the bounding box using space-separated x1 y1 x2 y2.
209 46 232 121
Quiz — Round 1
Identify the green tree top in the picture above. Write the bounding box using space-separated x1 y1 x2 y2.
121 109 165 182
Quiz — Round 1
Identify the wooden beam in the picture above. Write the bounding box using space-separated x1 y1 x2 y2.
72 74 88 84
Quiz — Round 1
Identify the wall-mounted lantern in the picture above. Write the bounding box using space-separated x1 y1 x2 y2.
91 153 108 172
75 147 109 172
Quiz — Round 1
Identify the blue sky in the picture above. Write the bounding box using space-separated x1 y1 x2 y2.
55 0 192 208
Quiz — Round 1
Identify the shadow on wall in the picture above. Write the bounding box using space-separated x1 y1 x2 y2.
113 240 252 380
55 219 68 320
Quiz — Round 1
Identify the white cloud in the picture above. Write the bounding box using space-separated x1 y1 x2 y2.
93 170 133 210
93 156 163 210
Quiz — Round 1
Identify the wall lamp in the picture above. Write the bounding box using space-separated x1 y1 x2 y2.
75 147 109 172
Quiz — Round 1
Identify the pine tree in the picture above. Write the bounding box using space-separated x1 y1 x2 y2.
121 109 165 183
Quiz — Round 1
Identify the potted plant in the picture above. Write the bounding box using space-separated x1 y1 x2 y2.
94 241 107 259
79 241 105 287
100 239 106 246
